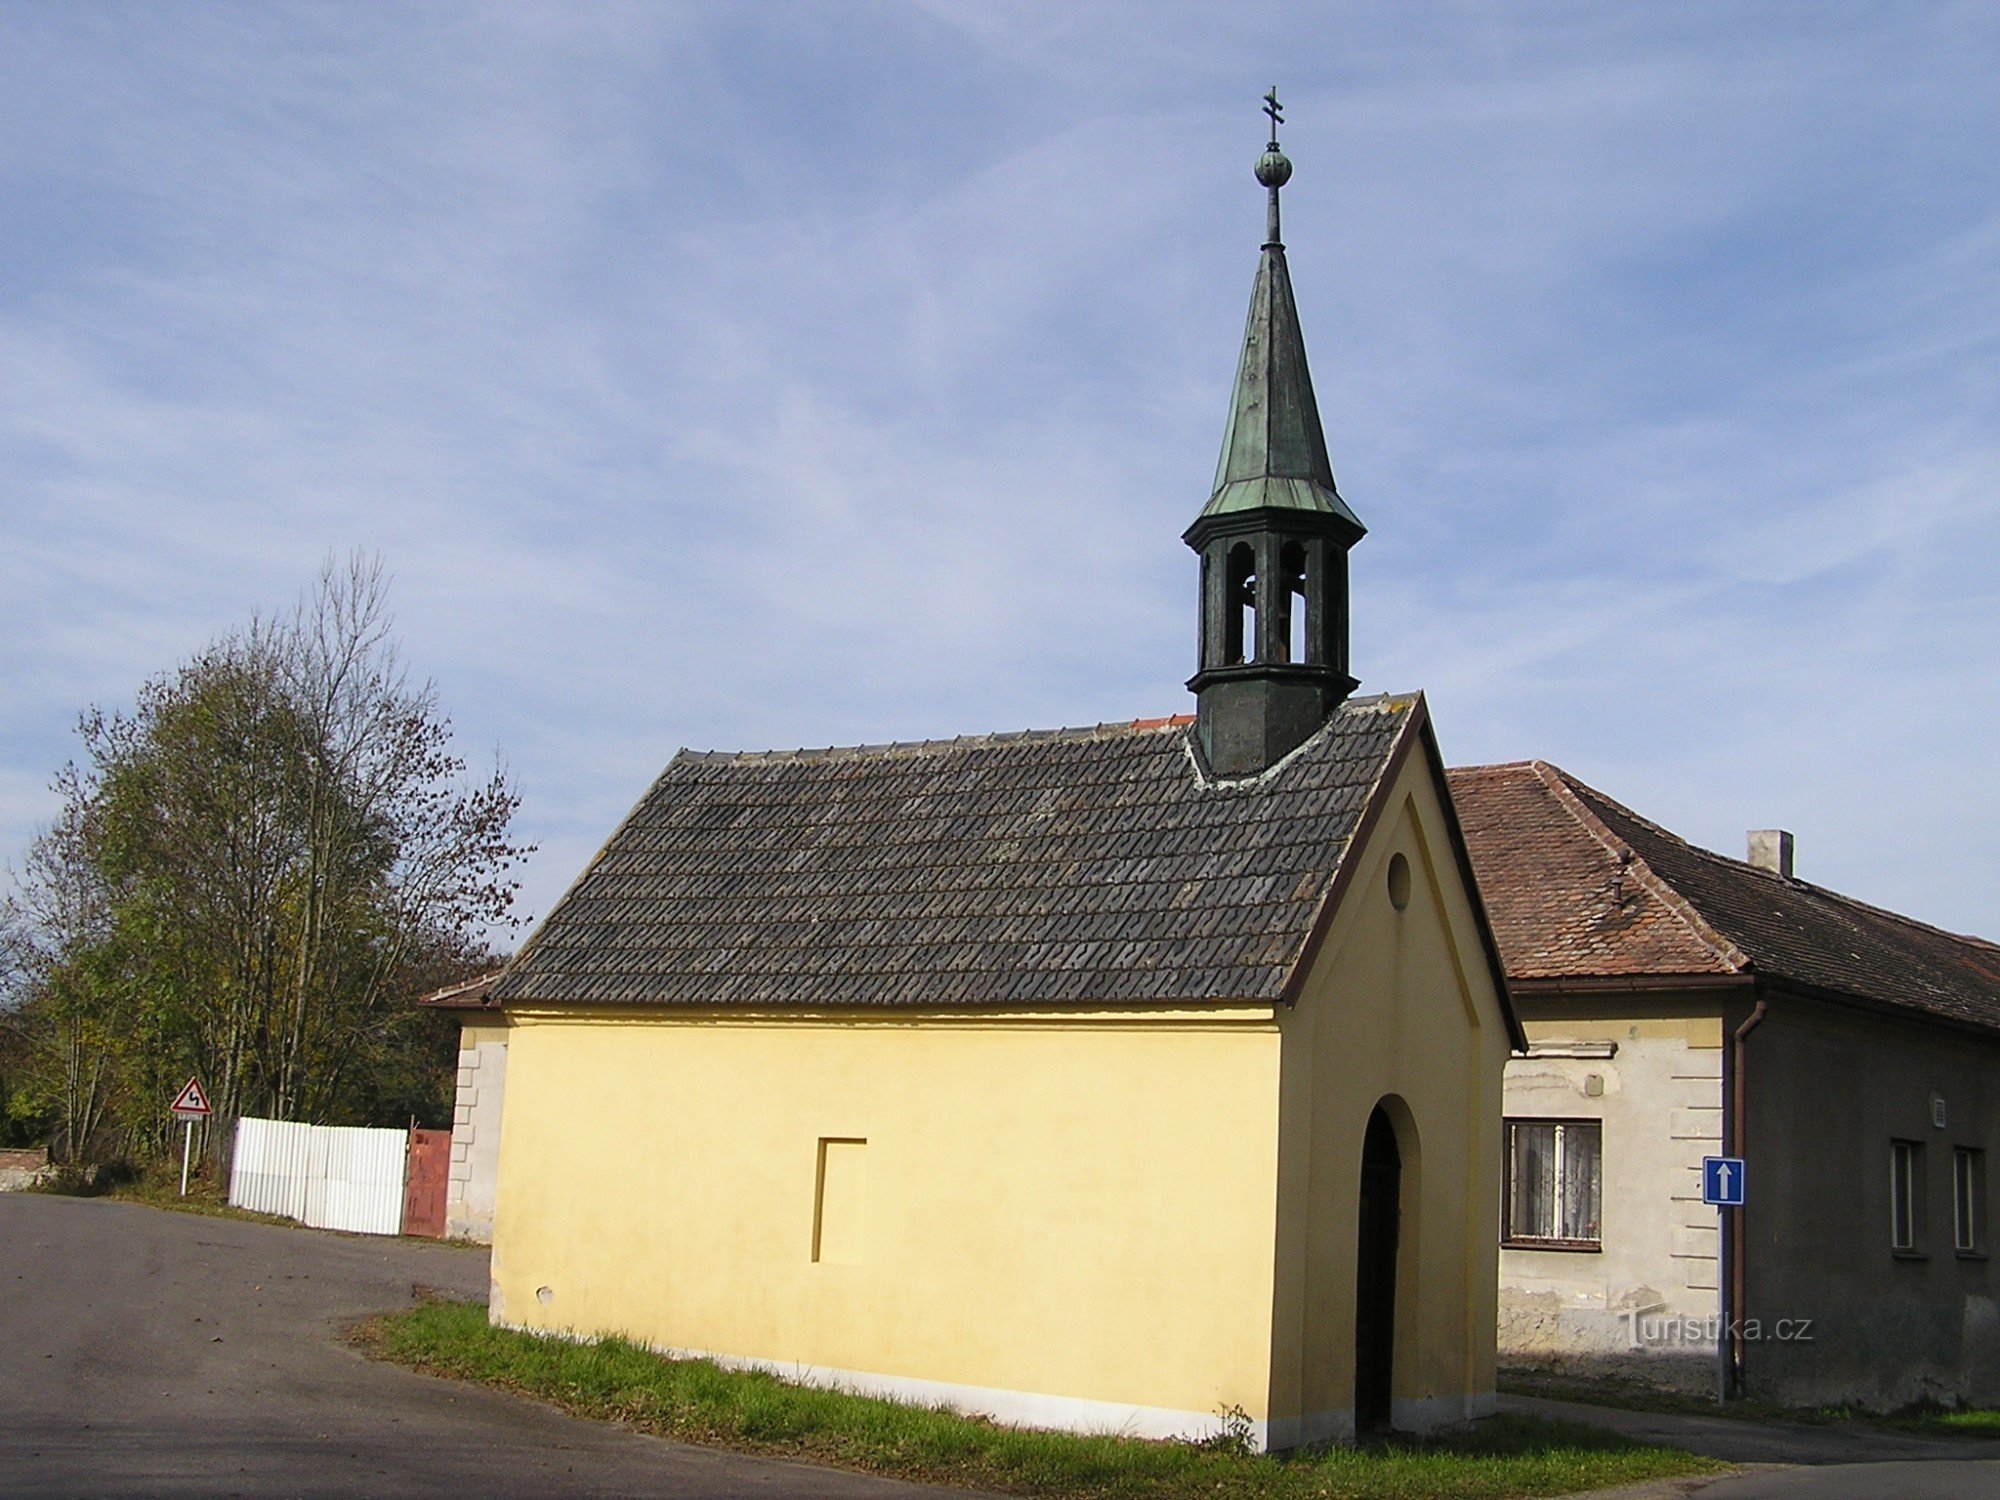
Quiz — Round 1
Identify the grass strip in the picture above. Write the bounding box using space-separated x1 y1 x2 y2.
1502 1368 2000 1439
366 1300 1720 1499
81 1169 477 1244
1903 1409 2000 1435
32 1164 293 1228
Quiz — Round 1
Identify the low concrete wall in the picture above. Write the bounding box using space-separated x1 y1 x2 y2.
0 1146 52 1191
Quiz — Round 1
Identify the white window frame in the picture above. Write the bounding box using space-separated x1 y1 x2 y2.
1954 1146 1984 1255
1891 1139 1923 1253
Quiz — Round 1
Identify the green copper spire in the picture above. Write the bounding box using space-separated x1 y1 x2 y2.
1196 93 1364 532
1182 92 1364 779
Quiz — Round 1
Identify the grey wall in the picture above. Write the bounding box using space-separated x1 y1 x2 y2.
1740 991 2000 1410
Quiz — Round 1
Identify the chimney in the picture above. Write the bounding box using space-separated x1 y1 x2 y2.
1747 829 1794 879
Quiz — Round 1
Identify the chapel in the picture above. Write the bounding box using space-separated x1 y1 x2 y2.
485 98 1518 1448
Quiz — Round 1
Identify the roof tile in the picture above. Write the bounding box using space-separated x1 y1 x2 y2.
1449 761 2000 1036
497 698 1414 1010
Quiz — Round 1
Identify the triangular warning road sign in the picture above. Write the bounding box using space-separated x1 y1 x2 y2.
169 1076 212 1117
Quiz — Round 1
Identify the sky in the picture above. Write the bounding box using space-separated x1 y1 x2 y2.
3 2 1997 945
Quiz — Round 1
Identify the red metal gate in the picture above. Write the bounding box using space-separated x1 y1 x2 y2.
401 1128 452 1238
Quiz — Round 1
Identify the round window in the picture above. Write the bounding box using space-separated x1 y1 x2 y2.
1387 852 1412 911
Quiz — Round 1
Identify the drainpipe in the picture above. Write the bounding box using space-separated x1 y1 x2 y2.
1725 998 1768 1400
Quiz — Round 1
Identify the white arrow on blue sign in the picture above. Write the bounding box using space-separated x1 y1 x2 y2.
1702 1155 1746 1207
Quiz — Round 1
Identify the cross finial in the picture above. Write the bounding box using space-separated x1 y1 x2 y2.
1254 87 1293 245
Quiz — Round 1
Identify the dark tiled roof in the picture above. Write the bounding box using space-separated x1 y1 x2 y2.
1449 762 2000 1037
495 696 1420 1010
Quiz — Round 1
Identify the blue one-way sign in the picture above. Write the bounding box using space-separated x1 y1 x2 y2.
1702 1155 1746 1207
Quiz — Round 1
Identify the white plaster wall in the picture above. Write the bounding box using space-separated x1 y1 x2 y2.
446 1025 508 1243
1498 1014 1724 1388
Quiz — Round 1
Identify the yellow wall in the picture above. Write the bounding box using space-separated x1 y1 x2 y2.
1271 743 1511 1440
491 1007 1286 1426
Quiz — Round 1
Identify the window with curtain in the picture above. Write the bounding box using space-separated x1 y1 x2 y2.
1504 1118 1602 1248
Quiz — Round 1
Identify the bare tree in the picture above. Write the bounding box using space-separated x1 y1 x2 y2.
260 555 525 1121
6 555 530 1160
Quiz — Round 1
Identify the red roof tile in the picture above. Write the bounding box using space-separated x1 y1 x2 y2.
1449 761 2000 1037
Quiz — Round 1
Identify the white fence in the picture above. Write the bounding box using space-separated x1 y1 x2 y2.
228 1117 408 1236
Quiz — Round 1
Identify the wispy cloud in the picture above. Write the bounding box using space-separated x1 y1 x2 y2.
3 2 1997 936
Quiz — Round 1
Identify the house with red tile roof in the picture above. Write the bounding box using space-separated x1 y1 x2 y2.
1450 760 2000 1409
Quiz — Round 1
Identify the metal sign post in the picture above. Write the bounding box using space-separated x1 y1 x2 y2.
1702 1156 1746 1401
169 1077 213 1196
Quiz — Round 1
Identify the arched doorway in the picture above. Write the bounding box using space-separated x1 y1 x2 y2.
1354 1105 1402 1433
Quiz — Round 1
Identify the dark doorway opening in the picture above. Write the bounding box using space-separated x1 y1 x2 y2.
1354 1105 1401 1433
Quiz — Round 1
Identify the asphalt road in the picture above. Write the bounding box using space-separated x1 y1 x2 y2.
0 1193 975 1499
16 1194 2000 1500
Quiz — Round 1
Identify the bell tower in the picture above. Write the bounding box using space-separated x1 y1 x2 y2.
1186 91 1366 779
